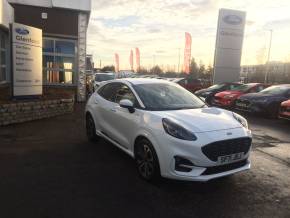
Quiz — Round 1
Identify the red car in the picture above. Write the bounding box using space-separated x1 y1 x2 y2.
212 83 268 108
279 100 290 120
173 78 203 93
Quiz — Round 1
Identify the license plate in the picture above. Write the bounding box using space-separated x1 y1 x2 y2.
217 152 244 164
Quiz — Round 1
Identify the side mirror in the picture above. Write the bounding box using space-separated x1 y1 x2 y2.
119 99 135 113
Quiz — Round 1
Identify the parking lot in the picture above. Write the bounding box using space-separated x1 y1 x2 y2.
0 104 289 218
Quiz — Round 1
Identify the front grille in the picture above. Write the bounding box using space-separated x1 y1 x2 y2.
201 159 249 175
201 137 252 162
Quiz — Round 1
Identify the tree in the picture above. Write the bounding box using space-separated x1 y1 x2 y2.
189 58 199 78
150 65 163 75
101 65 115 72
198 64 206 78
137 67 149 74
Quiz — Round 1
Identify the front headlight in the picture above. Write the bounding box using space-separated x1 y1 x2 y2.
233 112 248 129
162 118 197 141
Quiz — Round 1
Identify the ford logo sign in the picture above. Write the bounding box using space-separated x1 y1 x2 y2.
15 28 30 35
223 15 243 25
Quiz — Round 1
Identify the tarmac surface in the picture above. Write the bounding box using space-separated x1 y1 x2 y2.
0 104 289 218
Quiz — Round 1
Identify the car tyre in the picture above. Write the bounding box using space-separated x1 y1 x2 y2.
86 113 100 142
135 138 161 182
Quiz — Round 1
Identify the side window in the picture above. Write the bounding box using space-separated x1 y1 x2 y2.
256 86 264 92
114 84 137 104
98 83 120 102
230 84 240 90
178 79 186 86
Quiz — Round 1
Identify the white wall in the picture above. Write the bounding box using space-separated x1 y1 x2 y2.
0 0 14 28
8 0 91 12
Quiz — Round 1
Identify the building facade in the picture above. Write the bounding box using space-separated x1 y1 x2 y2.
0 0 91 102
0 0 14 100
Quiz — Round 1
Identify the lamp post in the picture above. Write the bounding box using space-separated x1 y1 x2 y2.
264 29 273 83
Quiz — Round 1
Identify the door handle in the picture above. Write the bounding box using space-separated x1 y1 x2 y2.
111 108 117 112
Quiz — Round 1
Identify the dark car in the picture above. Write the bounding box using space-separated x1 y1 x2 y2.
195 82 242 105
235 84 290 118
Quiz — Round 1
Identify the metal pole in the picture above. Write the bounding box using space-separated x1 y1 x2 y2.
178 48 181 73
265 29 273 83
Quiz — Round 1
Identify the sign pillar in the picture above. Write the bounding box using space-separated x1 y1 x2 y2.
12 23 42 97
213 9 246 84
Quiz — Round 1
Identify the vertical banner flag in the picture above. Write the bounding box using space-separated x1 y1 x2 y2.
184 32 192 74
115 53 119 72
135 47 140 72
130 50 134 71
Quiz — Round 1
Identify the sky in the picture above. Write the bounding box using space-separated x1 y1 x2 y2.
87 0 290 71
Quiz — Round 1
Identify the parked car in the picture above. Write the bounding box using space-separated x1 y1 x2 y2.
213 83 268 109
94 72 115 91
279 99 290 120
173 78 203 93
235 84 290 118
86 78 252 182
195 82 242 105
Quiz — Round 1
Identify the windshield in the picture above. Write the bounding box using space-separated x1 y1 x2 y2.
133 83 205 111
260 86 289 95
231 84 253 92
207 84 224 90
95 74 115 82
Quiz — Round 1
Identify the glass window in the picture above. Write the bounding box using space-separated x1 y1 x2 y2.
43 39 54 53
55 41 75 55
114 84 136 104
1 51 5 65
0 31 7 82
43 38 76 84
133 83 205 111
98 83 121 102
55 56 75 70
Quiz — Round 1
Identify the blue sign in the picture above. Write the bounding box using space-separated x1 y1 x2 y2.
223 15 243 25
15 28 30 35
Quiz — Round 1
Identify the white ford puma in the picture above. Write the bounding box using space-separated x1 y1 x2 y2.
85 78 252 182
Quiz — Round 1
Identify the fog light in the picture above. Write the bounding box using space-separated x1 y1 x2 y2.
174 156 194 172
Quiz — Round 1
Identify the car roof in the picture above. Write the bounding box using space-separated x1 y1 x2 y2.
95 72 115 75
115 78 172 85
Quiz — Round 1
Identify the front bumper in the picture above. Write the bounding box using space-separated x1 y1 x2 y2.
279 112 290 120
155 127 252 182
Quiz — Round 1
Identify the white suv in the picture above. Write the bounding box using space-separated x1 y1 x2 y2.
85 78 252 182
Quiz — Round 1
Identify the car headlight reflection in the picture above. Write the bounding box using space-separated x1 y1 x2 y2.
162 118 197 141
233 112 248 129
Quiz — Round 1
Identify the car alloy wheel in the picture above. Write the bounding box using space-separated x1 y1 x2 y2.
135 139 160 181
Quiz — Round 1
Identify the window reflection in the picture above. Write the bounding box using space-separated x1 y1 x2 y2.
43 38 76 84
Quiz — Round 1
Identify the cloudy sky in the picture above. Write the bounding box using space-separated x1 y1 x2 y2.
87 0 290 71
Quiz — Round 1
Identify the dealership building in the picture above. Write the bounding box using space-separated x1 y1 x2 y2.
0 0 91 126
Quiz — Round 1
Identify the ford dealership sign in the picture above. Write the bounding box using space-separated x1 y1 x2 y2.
213 9 246 84
223 15 243 25
12 23 43 97
15 27 30 35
